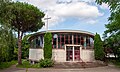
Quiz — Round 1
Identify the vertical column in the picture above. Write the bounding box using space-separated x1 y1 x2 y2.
43 36 44 48
60 34 61 48
64 34 65 46
88 36 90 48
65 45 67 61
76 34 78 44
52 36 53 48
72 34 74 44
80 46 82 60
68 35 70 44
73 46 74 61
84 36 86 49
56 36 58 49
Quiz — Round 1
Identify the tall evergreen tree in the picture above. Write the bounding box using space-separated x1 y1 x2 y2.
44 32 52 59
94 33 105 60
0 2 45 65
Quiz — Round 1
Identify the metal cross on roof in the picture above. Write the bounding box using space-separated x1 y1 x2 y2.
44 15 51 32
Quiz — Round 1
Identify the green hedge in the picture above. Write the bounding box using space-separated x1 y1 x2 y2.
0 60 17 69
94 33 105 60
44 32 52 59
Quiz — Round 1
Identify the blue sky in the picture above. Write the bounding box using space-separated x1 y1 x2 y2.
15 0 110 37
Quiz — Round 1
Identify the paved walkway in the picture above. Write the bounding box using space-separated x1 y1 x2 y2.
0 62 120 72
0 65 120 72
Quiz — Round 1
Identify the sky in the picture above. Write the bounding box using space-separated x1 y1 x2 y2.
14 0 110 37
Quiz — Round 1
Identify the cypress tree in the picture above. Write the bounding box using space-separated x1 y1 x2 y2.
94 33 105 60
44 32 52 59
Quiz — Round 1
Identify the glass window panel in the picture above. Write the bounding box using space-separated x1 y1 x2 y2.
58 43 60 48
74 35 76 44
78 37 80 44
65 35 68 44
61 35 64 42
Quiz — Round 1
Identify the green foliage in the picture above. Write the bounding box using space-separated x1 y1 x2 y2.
109 60 120 68
0 1 45 65
39 59 54 68
0 26 16 62
16 59 39 68
104 35 120 59
22 34 30 59
96 0 120 60
44 32 52 59
94 33 105 60
96 0 120 11
0 2 45 32
0 60 17 69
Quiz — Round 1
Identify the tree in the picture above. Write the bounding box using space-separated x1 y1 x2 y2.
96 0 120 60
94 33 105 60
0 2 45 65
95 0 120 36
0 25 16 62
0 0 17 63
44 32 52 59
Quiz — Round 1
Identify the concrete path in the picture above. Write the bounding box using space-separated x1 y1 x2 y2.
0 65 120 72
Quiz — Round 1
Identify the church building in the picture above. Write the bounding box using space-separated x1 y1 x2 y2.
29 30 94 62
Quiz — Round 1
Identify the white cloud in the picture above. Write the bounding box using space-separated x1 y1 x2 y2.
14 0 103 28
53 2 102 18
86 19 98 24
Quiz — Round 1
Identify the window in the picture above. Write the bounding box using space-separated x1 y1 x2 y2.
74 35 76 44
36 37 41 48
86 36 90 47
65 34 68 44
81 36 84 45
78 35 80 44
53 34 58 48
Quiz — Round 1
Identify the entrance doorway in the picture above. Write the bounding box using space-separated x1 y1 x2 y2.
66 46 73 61
74 46 80 61
66 45 81 61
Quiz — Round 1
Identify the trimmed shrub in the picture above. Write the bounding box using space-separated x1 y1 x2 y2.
39 59 54 68
44 32 52 59
94 33 105 60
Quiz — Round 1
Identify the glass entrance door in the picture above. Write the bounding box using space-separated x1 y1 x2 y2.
66 46 80 61
66 46 73 61
74 46 80 61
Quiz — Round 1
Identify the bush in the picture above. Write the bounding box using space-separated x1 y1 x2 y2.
94 33 105 60
44 32 52 59
16 59 39 68
0 60 17 69
39 59 54 68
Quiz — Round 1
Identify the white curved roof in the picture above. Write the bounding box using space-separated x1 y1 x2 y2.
37 30 94 36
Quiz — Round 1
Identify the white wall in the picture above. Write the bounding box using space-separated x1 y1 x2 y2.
80 50 95 62
29 49 66 62
52 49 66 62
29 49 44 61
29 48 94 62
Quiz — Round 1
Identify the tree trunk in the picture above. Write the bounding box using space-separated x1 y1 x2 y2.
18 31 23 65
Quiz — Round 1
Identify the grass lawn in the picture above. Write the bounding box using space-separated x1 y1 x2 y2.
16 59 40 68
0 60 17 69
108 59 120 68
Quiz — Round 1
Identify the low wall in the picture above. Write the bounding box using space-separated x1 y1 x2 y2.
29 49 66 62
52 49 66 62
29 49 44 61
29 49 94 62
80 49 95 62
